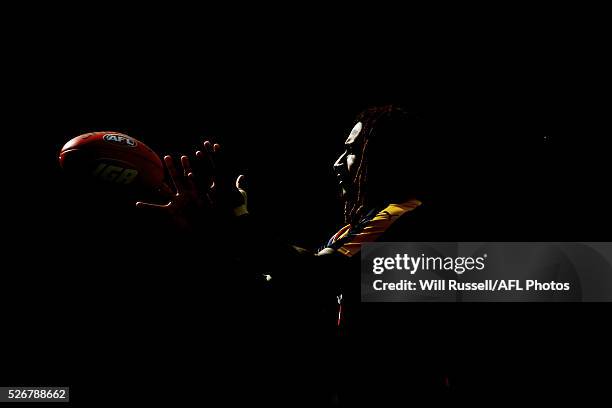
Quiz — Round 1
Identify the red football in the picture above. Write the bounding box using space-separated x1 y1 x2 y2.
59 131 164 190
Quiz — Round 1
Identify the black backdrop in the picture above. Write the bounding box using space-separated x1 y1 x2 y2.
4 12 611 405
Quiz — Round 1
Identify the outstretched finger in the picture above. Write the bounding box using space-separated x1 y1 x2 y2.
180 155 199 191
180 155 193 177
208 142 231 189
164 155 183 193
135 200 171 213
199 141 217 170
194 150 213 188
198 140 218 187
203 141 217 171
203 140 214 154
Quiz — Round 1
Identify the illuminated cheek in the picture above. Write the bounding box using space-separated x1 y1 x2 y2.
346 154 357 175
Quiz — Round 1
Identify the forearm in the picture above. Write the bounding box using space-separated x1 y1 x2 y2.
226 214 348 296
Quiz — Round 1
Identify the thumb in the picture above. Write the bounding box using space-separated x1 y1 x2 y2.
235 174 247 193
236 175 248 203
233 175 248 217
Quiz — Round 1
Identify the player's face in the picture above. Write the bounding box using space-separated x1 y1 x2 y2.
333 121 363 199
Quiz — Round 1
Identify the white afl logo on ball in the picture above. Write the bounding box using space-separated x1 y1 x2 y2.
103 134 137 147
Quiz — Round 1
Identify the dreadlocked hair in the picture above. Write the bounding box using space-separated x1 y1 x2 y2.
343 105 407 225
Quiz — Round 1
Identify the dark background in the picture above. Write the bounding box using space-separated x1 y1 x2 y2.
3 8 611 405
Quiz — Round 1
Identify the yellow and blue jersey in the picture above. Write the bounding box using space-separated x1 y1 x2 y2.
320 199 422 258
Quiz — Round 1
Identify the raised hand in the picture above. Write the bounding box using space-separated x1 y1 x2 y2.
195 140 247 214
135 154 211 226
135 139 248 229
